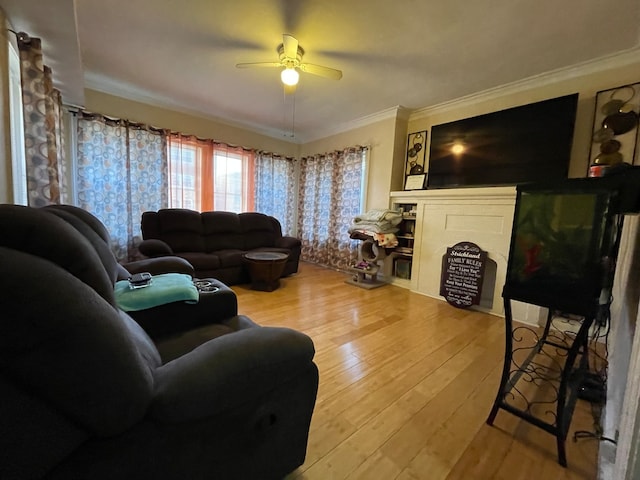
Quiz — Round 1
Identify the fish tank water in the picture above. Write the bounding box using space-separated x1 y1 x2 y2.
503 183 620 317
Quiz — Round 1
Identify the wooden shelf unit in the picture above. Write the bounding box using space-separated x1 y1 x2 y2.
390 202 417 282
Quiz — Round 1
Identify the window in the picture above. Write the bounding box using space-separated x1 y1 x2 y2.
213 151 244 212
168 136 254 213
169 144 198 209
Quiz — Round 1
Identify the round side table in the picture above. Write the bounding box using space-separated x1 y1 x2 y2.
243 252 289 291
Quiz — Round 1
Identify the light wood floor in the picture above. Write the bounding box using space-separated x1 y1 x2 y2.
231 262 600 480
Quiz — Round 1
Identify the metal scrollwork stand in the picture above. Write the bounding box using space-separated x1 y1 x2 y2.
485 179 625 467
486 303 600 467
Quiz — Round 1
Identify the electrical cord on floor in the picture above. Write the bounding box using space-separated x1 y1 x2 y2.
573 383 617 444
573 430 617 444
573 308 615 445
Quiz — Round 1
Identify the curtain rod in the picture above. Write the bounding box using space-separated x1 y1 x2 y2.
65 107 276 155
300 145 370 160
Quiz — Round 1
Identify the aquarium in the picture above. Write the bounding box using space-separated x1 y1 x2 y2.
503 182 620 316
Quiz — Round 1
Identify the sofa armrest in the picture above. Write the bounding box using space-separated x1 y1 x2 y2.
275 236 301 250
149 326 315 422
127 285 239 340
123 257 195 278
139 239 174 257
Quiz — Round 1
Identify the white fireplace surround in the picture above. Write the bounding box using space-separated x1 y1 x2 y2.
390 186 546 325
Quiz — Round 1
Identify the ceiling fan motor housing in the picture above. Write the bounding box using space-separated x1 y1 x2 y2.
278 43 304 68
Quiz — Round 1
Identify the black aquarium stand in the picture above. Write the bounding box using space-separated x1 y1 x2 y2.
486 171 640 467
487 301 603 467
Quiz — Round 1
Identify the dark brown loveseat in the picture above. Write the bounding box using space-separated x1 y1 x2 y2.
139 209 301 285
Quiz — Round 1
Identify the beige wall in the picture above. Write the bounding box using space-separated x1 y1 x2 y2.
84 89 299 158
407 57 640 179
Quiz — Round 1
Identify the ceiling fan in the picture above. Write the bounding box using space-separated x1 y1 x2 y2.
236 34 342 88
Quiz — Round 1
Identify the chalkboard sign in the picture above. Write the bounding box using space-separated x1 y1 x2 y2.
440 241 488 308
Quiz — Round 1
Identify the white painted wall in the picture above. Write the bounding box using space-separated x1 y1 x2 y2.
606 216 640 479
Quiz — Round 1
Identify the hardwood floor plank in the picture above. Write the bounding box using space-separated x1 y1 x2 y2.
397 362 503 480
237 263 598 480
348 450 404 480
379 331 504 469
444 423 517 480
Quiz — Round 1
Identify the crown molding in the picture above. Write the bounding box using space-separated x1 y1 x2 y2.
301 105 409 143
84 74 296 142
410 46 640 121
2 0 85 107
85 45 640 146
85 75 407 145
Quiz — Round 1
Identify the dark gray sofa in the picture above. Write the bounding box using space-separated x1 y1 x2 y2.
139 208 301 285
0 204 318 480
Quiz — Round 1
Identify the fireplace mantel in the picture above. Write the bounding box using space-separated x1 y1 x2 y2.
390 186 545 323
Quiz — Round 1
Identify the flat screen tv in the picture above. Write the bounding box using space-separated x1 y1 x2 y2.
427 93 579 189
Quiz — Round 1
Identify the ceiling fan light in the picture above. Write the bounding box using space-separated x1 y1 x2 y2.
281 68 299 86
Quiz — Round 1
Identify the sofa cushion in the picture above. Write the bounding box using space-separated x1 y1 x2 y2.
178 252 221 270
44 205 122 285
138 238 174 257
157 209 205 252
216 249 247 268
201 211 244 251
0 205 117 308
239 213 279 250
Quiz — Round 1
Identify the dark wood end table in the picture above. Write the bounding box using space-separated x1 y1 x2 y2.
243 252 289 291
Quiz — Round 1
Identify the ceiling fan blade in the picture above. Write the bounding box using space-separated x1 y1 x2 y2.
282 34 298 59
299 63 343 80
236 62 283 69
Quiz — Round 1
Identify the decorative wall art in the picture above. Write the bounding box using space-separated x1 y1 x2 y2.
588 82 640 175
405 130 428 189
404 174 426 190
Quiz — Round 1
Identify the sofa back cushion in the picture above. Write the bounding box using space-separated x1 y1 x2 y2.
0 205 161 439
201 211 244 251
239 212 281 249
43 204 122 285
0 205 118 307
153 209 206 253
142 209 286 253
0 248 158 435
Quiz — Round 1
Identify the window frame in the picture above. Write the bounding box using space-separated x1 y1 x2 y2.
8 39 27 205
168 139 254 213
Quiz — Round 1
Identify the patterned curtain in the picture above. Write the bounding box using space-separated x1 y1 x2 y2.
17 36 66 206
255 152 296 235
298 146 368 270
76 112 168 262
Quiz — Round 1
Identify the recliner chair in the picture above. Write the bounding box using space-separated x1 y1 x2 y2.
0 204 318 480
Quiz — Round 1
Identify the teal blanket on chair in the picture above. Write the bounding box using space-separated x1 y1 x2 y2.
114 273 199 312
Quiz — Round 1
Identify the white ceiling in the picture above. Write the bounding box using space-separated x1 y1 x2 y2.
2 0 639 143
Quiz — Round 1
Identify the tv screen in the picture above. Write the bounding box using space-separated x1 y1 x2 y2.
427 93 579 189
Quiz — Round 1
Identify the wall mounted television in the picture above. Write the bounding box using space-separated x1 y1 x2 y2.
427 93 579 189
